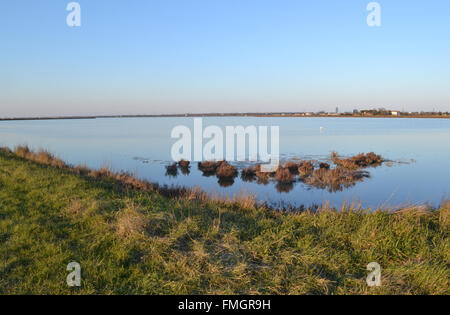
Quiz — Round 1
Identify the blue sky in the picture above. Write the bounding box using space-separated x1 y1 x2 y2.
1 0 449 117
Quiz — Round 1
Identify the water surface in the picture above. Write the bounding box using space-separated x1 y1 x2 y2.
1 117 449 208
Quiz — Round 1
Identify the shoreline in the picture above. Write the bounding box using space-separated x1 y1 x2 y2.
1 113 450 122
0 146 448 295
0 146 446 211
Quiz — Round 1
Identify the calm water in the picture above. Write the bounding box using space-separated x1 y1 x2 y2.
1 117 449 208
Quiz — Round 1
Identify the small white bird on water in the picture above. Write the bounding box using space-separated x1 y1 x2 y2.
320 127 324 133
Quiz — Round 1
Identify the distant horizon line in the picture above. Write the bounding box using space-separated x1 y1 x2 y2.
1 110 450 121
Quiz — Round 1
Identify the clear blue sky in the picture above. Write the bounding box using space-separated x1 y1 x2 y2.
1 0 449 117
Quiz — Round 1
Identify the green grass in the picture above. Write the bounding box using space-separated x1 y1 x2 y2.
0 150 448 295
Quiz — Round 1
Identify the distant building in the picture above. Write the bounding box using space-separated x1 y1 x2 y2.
391 111 400 116
336 107 339 113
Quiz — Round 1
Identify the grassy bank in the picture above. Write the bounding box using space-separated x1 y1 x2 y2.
0 148 448 294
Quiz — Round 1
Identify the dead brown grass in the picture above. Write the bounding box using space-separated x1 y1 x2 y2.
66 199 84 216
14 145 31 158
165 162 178 176
216 162 238 179
0 147 12 154
284 161 299 174
304 167 368 192
13 145 67 169
332 152 383 169
178 160 190 168
254 164 272 181
198 160 223 174
438 201 450 228
4 146 258 210
298 161 315 176
274 166 295 183
241 166 256 182
241 166 256 177
116 203 148 238
74 164 90 176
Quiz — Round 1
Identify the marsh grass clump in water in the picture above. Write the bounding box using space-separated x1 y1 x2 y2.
284 161 299 174
198 160 223 175
274 166 295 184
241 166 256 182
168 160 191 175
178 160 190 168
165 162 178 177
216 162 238 179
301 152 383 191
164 152 384 192
178 160 190 173
254 164 273 182
332 152 383 169
298 161 315 177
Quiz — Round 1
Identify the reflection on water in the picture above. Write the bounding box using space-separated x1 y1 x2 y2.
166 161 191 177
218 177 235 187
276 182 294 193
165 163 178 177
164 153 381 194
303 168 370 192
1 117 449 208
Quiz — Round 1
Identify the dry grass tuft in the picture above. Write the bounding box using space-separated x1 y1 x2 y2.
13 145 67 169
438 204 449 228
34 150 54 164
210 190 257 209
232 191 257 209
89 166 114 179
116 203 148 238
14 145 31 158
67 199 84 216
74 164 90 176
0 147 12 154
